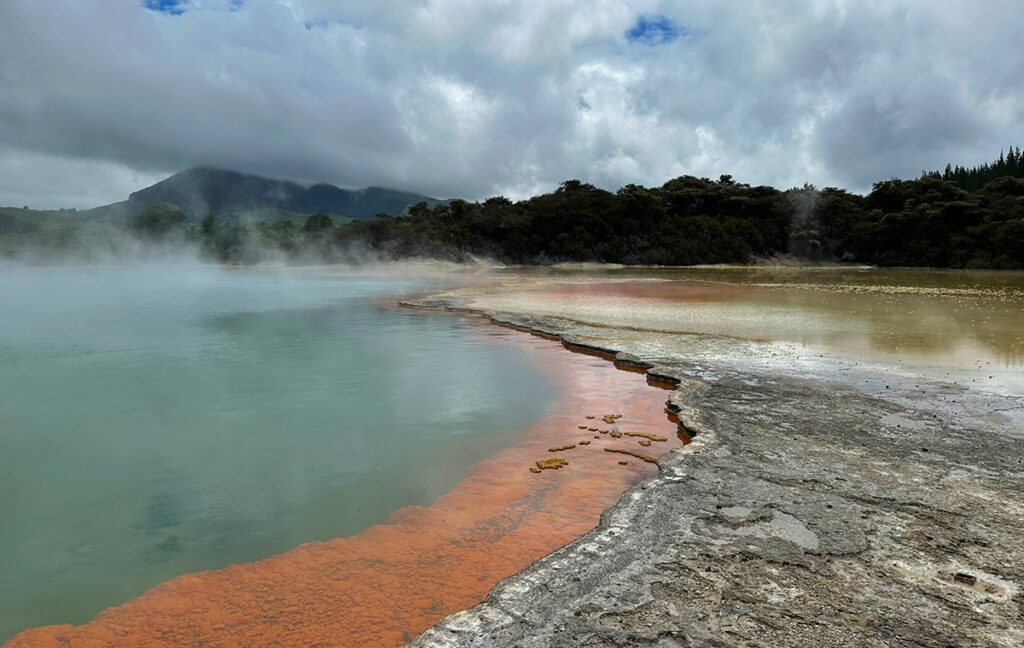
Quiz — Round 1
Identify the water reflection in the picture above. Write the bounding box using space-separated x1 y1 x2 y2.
474 267 1024 369
0 268 556 642
7 320 683 648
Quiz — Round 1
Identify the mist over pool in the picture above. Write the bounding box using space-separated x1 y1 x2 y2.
0 264 556 641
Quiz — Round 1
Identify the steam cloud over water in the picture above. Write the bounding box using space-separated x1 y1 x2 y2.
0 264 556 641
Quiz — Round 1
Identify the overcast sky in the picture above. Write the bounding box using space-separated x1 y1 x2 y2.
1 0 1023 209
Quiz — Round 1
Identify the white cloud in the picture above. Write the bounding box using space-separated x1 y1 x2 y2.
1 0 1023 208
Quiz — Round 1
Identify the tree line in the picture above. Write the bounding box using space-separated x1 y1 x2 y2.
7 151 1023 269
922 146 1024 192
194 166 1022 269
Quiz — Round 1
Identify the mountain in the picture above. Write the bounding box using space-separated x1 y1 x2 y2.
83 167 444 222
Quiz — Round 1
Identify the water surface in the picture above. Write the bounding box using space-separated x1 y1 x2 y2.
8 328 682 647
476 266 1024 389
0 264 556 641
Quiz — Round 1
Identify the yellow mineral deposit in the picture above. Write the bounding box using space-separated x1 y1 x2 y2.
604 447 657 463
548 444 576 452
536 457 570 470
625 432 667 442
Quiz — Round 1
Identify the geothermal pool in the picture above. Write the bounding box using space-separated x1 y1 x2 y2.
12 264 1017 646
0 265 566 641
2 264 684 647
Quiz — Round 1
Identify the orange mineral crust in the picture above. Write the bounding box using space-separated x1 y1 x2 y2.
7 321 682 648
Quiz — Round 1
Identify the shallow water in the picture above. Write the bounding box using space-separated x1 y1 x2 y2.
0 265 557 641
476 267 1024 390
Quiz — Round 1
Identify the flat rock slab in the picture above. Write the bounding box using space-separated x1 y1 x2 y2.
402 298 1024 648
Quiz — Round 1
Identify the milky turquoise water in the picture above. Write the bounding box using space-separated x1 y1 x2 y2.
0 265 556 641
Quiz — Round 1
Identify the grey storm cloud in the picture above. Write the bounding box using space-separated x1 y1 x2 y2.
1 0 1023 208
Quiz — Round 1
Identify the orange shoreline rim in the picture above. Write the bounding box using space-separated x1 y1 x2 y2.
7 311 683 648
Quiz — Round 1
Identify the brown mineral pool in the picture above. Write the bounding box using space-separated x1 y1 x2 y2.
459 268 1024 392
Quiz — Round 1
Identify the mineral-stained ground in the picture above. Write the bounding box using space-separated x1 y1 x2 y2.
405 288 1024 648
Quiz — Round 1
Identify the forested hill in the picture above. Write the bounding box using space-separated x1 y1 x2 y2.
85 167 444 222
328 174 1023 269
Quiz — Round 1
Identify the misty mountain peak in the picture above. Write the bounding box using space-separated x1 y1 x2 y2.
121 167 440 221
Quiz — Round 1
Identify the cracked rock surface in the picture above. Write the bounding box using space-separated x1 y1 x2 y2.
403 295 1024 648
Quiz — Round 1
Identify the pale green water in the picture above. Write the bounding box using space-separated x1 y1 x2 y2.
0 265 556 641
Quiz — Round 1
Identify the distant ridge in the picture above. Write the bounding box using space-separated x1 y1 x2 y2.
84 167 444 222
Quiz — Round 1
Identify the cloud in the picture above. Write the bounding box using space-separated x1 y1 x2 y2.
1 0 1023 209
0 149 166 210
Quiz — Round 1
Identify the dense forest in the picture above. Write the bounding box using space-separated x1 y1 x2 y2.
193 169 1022 269
3 150 1024 269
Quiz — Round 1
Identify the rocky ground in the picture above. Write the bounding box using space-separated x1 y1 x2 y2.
402 292 1024 648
